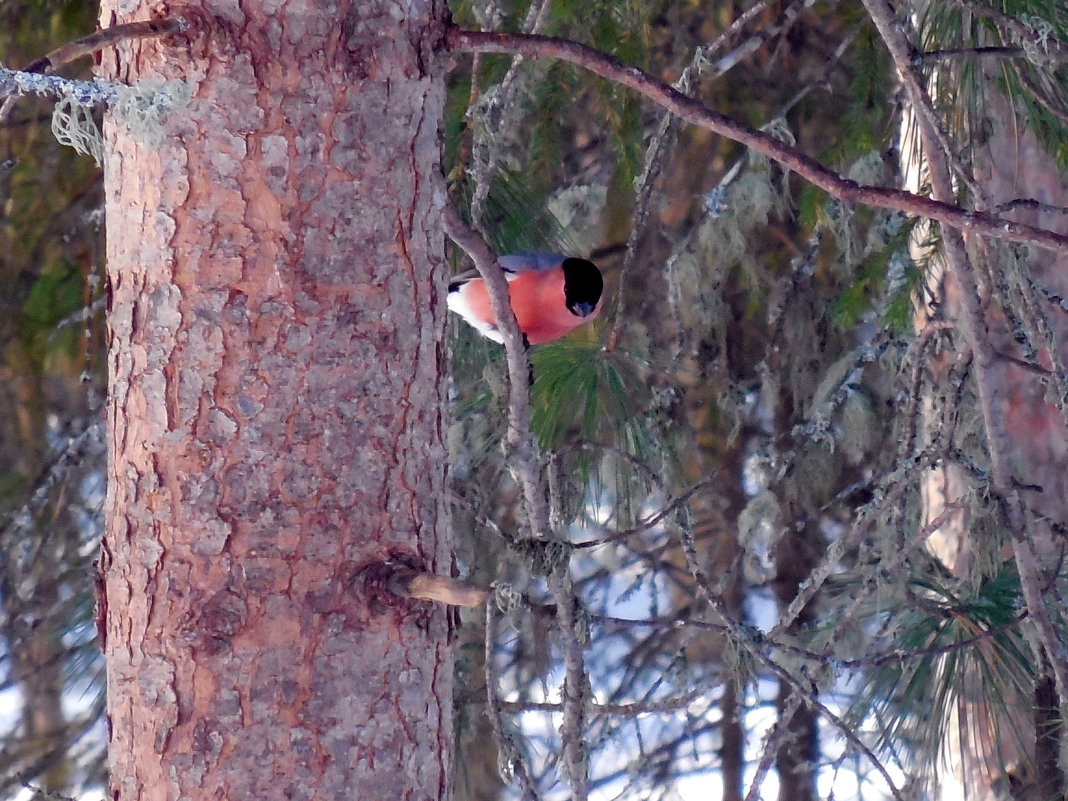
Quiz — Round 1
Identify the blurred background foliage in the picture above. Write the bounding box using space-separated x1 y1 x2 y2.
0 0 106 797
2 0 1068 799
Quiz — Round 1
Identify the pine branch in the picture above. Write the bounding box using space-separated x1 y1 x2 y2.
914 45 1056 63
939 0 1068 61
447 26 1068 254
444 204 590 801
443 204 547 539
861 0 1068 718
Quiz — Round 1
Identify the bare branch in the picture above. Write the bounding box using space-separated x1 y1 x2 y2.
24 18 187 75
913 45 1052 63
494 687 712 717
0 17 187 125
384 566 489 608
447 26 1068 254
992 198 1068 217
466 0 553 229
940 0 1068 60
1013 61 1068 127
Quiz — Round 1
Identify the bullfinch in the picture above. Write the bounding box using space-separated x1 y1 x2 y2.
447 253 604 345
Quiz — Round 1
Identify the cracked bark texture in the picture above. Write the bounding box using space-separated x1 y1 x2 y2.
97 1 452 799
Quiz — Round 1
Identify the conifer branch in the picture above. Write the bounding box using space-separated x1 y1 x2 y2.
443 204 548 540
940 0 1068 60
444 203 590 801
913 45 1053 63
447 26 1068 255
861 0 1068 714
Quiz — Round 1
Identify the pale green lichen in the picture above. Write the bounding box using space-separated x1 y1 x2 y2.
112 80 191 148
51 92 104 165
50 78 191 163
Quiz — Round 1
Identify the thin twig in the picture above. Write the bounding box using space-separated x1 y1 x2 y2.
823 502 966 652
573 473 724 548
0 418 104 537
672 518 907 800
485 598 542 801
767 438 954 640
467 0 553 229
743 693 802 801
606 0 811 350
898 321 956 460
991 198 1068 217
858 12 987 201
1013 62 1068 127
941 0 1068 60
25 18 186 75
494 687 710 717
913 46 1047 63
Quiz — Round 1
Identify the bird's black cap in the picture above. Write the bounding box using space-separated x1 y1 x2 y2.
562 258 603 318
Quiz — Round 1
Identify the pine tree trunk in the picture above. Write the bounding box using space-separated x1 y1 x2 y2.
97 2 453 799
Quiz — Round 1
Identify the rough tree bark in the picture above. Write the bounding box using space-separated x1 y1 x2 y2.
97 1 453 799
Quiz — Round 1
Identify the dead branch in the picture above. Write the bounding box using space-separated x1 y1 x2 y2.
447 26 1068 255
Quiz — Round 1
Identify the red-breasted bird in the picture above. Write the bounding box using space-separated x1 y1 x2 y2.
447 253 604 345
